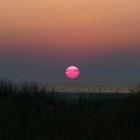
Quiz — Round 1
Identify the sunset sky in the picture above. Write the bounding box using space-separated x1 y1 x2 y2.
0 0 140 83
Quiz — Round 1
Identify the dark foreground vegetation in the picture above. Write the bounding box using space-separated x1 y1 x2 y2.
0 80 140 140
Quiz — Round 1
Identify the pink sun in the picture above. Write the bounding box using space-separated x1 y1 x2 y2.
65 66 80 79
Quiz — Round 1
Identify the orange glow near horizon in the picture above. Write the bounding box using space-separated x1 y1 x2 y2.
0 0 140 60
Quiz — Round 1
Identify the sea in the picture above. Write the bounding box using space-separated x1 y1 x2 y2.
46 82 138 93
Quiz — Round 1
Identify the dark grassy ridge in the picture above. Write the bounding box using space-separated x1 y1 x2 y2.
0 80 140 140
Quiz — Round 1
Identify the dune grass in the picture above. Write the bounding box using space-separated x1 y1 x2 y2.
0 80 140 140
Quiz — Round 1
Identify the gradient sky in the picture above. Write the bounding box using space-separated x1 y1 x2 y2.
0 0 140 83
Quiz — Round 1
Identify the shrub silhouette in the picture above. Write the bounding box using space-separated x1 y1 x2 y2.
0 79 140 140
129 82 140 94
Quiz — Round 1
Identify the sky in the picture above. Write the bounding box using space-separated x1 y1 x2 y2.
0 0 140 83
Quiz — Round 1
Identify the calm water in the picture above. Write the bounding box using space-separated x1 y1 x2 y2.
47 82 137 93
